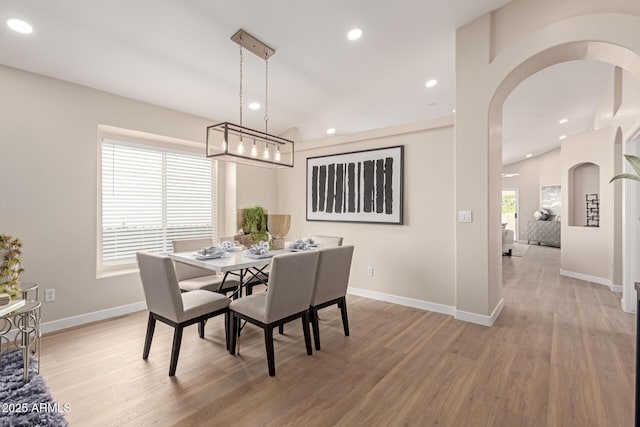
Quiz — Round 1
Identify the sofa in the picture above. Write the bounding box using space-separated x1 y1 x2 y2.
502 225 514 256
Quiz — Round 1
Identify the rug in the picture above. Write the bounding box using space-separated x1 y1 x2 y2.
510 243 530 257
0 349 68 427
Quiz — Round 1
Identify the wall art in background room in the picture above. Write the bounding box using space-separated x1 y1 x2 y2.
306 145 403 224
541 185 561 218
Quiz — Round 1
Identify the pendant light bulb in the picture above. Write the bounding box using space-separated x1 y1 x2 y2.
251 141 257 157
221 139 227 151
237 141 244 154
275 145 281 162
263 145 270 160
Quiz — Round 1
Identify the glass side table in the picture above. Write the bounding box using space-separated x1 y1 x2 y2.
0 283 41 384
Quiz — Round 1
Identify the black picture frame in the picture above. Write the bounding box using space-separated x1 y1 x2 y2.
306 145 404 224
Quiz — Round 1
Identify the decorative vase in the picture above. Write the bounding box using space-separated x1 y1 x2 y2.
267 214 291 250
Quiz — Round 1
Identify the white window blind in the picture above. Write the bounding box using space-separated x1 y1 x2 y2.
101 138 216 266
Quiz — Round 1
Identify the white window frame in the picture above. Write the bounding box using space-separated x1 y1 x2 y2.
96 127 217 277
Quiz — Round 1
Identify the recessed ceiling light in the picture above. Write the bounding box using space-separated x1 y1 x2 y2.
425 79 438 88
326 128 336 135
559 135 567 140
526 153 533 158
502 173 520 178
559 118 568 124
249 102 260 110
452 109 456 113
6 18 33 34
347 28 362 41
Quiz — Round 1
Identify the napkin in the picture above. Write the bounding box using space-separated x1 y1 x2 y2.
195 246 225 259
288 239 311 250
245 240 270 256
219 240 237 252
303 237 317 246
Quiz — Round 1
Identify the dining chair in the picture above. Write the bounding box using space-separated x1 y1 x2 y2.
276 236 344 336
229 251 319 376
308 245 354 350
136 252 231 376
172 238 239 295
311 235 344 247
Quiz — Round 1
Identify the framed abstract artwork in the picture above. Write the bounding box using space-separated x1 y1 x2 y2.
306 145 404 224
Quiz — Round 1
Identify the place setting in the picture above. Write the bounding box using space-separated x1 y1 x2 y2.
194 240 244 260
287 237 319 252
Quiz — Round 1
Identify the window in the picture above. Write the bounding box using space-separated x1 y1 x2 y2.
99 137 216 273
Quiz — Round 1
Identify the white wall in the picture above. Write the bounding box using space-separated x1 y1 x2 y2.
561 128 615 282
0 65 276 323
456 1 640 317
277 119 456 308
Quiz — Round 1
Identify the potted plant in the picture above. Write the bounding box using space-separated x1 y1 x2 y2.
0 235 24 299
238 206 269 245
610 154 640 184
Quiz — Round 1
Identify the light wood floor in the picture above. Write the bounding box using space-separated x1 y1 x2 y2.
42 245 635 426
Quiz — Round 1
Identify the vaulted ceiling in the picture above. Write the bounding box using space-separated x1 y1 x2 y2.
1 0 610 164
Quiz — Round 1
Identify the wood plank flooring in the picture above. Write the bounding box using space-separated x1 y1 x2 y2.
41 245 635 426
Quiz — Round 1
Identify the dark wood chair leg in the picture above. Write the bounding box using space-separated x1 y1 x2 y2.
229 312 237 355
142 313 156 359
310 307 321 350
302 311 312 356
278 324 284 335
169 326 184 377
339 297 350 336
198 320 205 339
264 326 276 376
224 311 230 351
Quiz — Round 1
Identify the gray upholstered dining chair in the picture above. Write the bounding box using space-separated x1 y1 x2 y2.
137 252 231 376
172 238 239 295
229 251 319 376
308 245 354 350
311 235 344 247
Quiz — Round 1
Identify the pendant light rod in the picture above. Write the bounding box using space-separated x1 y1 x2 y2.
231 29 275 60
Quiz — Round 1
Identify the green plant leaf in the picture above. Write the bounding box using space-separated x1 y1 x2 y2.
625 154 640 176
610 173 640 183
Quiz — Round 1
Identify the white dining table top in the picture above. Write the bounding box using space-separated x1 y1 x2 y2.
169 249 288 273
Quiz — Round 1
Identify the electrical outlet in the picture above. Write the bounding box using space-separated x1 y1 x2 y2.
367 266 374 277
45 288 56 302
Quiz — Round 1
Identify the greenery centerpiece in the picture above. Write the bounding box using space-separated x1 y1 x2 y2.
0 235 24 299
239 206 269 244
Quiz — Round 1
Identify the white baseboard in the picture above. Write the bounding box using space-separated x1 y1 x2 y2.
559 269 622 293
610 284 623 293
42 289 504 334
454 298 505 327
347 287 455 316
621 298 637 313
41 301 147 334
347 287 505 327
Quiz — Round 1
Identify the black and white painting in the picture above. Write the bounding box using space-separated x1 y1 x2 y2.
306 146 403 224
542 185 561 217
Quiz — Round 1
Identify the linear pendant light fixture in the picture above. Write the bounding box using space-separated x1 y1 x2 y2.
206 29 294 168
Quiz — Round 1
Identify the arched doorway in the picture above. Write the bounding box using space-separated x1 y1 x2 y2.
455 11 640 322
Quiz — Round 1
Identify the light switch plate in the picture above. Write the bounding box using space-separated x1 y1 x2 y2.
458 210 473 223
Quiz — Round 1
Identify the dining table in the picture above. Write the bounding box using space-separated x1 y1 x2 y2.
168 248 287 298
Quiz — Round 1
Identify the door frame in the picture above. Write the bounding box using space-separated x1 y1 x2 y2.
502 188 519 242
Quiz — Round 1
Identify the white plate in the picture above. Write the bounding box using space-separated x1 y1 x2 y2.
194 253 224 260
244 252 275 259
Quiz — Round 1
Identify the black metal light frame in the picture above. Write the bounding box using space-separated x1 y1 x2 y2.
206 122 294 168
